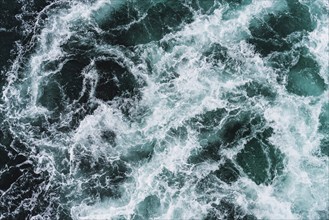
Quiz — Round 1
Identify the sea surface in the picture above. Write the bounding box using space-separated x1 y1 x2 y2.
0 0 328 219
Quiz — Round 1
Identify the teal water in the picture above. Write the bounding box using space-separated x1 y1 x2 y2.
0 0 328 219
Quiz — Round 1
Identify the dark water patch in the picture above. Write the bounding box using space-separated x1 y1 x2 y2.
0 127 15 152
61 30 97 55
0 0 21 29
203 43 229 65
0 0 59 73
101 130 116 146
71 144 130 184
205 200 256 220
0 128 32 158
225 92 248 105
48 148 70 177
167 126 188 142
241 81 276 100
0 171 50 220
66 151 131 208
55 25 95 103
224 0 252 5
0 129 55 220
0 163 28 192
0 144 15 170
237 138 269 184
95 59 139 101
38 79 64 111
236 128 284 185
190 108 227 134
0 0 21 88
191 158 240 188
188 140 222 164
139 0 193 39
38 52 142 128
73 102 98 125
188 110 266 164
316 211 329 220
188 109 227 164
41 55 96 129
248 0 315 56
33 88 96 136
159 38 178 53
0 0 21 54
0 30 20 72
100 0 193 46
80 173 121 201
196 170 222 195
56 58 90 102
132 214 144 220
268 50 299 72
319 139 329 157
212 160 240 184
190 0 252 16
286 0 316 32
286 54 326 97
248 22 291 57
95 1 139 30
219 112 258 146
274 1 314 37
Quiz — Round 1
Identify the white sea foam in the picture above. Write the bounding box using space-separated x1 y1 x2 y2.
1 0 328 219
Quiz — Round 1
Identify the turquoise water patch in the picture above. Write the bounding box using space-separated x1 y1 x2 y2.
188 140 222 164
100 0 193 46
236 129 284 185
188 108 227 163
286 54 327 97
221 0 252 20
191 0 216 13
319 103 329 156
248 0 315 56
122 140 155 163
134 195 162 219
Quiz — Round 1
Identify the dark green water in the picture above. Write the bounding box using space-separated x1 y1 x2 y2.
0 0 328 219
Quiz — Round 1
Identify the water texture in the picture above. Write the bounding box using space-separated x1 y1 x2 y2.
0 0 328 219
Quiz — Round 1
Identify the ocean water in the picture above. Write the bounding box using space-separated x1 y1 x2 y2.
0 0 328 219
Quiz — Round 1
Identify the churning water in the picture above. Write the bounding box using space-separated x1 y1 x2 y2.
0 0 328 219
